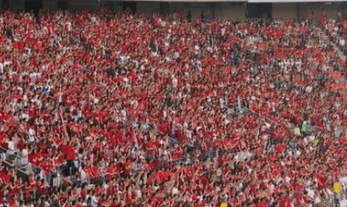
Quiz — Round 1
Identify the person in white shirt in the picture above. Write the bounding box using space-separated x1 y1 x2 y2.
340 38 345 48
0 62 3 74
3 60 12 67
91 192 98 207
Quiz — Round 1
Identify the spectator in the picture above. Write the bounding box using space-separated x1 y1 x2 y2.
308 9 315 25
187 11 192 23
0 7 346 207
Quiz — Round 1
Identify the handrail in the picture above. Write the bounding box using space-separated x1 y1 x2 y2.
239 102 280 126
0 145 47 176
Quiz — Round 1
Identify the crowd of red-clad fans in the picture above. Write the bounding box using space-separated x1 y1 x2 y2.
1 6 347 207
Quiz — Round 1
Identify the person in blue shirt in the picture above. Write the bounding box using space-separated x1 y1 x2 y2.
205 10 212 21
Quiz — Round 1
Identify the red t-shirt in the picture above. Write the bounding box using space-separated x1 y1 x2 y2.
65 146 76 161
124 162 132 175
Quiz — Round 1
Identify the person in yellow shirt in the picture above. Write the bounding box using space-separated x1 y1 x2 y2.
334 181 342 194
294 124 301 136
221 203 227 207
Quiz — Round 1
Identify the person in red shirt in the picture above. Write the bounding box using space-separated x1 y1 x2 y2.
60 140 77 176
307 9 315 25
1 7 347 207
36 178 49 197
8 194 19 207
320 9 327 25
120 157 133 178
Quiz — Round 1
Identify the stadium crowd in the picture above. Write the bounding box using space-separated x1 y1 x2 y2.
0 6 347 207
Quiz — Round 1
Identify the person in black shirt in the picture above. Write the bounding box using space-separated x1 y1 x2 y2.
187 11 192 23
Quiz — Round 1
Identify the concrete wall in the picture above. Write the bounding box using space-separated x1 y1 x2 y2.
168 2 214 20
68 0 102 11
135 2 246 20
4 1 347 22
272 3 297 20
298 3 341 20
298 2 344 23
216 2 246 20
42 0 59 10
12 0 24 12
137 2 161 17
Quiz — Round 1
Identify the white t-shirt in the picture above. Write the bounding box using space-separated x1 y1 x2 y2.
172 187 179 195
28 128 36 142
7 141 15 151
91 196 98 207
3 60 12 67
0 63 3 74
